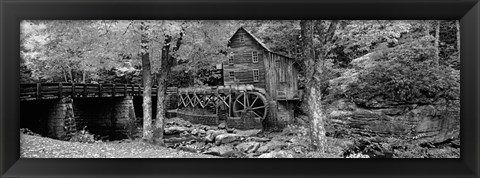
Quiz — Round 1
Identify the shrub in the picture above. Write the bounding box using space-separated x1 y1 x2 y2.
345 37 459 107
20 128 41 136
69 126 96 143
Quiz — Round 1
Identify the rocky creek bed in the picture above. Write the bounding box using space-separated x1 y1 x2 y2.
160 114 460 158
160 117 315 158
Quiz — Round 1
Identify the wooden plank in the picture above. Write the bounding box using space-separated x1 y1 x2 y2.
112 84 116 97
71 83 76 97
83 84 87 97
58 83 63 98
36 83 41 100
98 84 103 97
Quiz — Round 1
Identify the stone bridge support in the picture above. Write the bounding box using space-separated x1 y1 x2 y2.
21 96 137 140
21 98 76 140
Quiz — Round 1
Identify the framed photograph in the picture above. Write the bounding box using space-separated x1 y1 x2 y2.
1 0 479 177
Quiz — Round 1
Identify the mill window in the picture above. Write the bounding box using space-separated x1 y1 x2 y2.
253 69 259 82
252 51 258 63
239 35 245 42
228 55 234 65
229 71 235 80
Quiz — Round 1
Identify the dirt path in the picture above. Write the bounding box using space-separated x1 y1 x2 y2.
20 134 218 158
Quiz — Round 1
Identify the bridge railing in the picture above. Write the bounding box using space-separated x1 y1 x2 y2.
20 83 153 101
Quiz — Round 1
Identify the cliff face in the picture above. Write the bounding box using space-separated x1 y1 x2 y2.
324 52 460 144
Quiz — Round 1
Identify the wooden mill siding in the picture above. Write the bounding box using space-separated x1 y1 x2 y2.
225 27 299 100
264 53 298 100
224 29 266 89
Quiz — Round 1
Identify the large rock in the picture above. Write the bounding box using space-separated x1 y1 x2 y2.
191 128 206 136
164 126 189 135
246 137 270 142
205 130 227 142
218 122 226 129
324 52 459 144
203 145 234 156
258 150 295 158
165 117 193 127
214 133 243 145
404 105 459 143
235 142 261 153
234 129 262 137
326 100 459 143
256 140 288 153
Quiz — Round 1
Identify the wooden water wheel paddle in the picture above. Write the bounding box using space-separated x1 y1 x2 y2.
232 92 268 120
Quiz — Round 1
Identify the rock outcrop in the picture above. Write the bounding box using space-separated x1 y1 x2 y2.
325 53 460 144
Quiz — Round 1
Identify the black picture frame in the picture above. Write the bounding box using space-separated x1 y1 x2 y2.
1 0 479 177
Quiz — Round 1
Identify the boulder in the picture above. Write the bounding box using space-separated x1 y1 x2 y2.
215 133 243 145
258 150 295 158
218 122 226 129
246 137 270 142
203 145 234 156
288 137 309 148
164 126 189 135
256 140 287 153
191 128 206 136
405 105 459 143
235 142 261 153
205 130 227 142
234 129 262 137
226 127 235 133
165 117 193 127
177 146 198 153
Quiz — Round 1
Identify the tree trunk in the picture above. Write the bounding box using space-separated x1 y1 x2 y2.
68 68 73 83
140 22 153 142
300 20 326 152
153 32 183 145
434 20 441 67
152 35 171 145
306 80 326 152
456 20 460 59
300 20 337 152
62 69 68 83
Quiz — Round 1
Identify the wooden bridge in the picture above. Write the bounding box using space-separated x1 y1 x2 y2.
19 82 180 140
20 83 178 101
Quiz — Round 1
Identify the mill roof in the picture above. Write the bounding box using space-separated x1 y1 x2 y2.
227 27 294 60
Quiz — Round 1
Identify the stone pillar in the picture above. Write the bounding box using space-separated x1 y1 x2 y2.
46 97 76 140
262 100 279 131
276 101 294 128
111 96 137 139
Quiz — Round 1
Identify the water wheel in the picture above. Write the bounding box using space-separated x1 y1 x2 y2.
232 92 268 120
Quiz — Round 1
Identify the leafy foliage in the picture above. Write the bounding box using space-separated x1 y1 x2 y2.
345 36 459 107
331 20 412 66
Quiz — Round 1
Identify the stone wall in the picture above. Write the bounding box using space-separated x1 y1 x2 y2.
176 111 219 126
276 101 294 128
262 101 295 131
226 113 263 130
165 94 179 110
